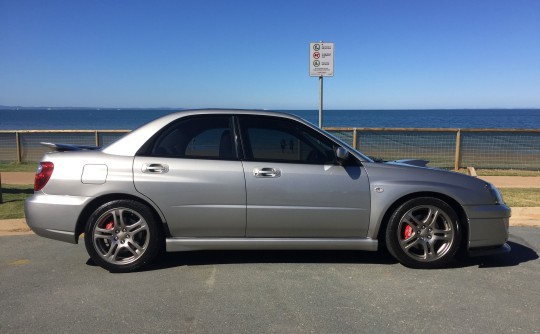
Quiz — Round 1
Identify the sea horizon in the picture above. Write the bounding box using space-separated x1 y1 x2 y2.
1 105 539 111
1 108 539 130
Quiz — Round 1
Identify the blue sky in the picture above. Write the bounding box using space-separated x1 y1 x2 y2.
1 0 539 109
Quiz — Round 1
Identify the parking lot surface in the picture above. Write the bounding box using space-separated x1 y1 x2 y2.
1 227 539 333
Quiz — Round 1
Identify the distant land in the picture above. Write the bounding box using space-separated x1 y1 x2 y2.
1 106 539 111
0 105 185 110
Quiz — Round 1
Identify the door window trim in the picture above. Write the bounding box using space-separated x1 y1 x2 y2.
236 115 340 165
136 114 240 161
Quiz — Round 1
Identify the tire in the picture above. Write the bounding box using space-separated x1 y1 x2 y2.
84 200 163 272
385 197 461 269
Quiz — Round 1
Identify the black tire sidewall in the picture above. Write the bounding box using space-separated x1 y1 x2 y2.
84 200 162 273
385 197 461 269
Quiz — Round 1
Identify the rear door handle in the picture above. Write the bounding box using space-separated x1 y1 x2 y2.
253 167 281 178
142 163 169 174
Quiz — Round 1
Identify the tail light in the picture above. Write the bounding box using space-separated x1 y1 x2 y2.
34 161 54 191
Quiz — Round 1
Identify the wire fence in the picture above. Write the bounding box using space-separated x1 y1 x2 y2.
326 128 540 170
0 130 128 163
0 128 539 170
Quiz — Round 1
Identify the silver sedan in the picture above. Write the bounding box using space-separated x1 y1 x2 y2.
25 110 510 272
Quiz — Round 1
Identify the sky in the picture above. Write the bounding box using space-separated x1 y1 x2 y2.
1 0 539 110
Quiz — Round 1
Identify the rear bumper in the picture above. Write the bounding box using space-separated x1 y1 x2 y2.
24 193 92 244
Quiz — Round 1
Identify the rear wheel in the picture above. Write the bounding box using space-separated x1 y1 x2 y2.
385 197 461 269
84 200 163 272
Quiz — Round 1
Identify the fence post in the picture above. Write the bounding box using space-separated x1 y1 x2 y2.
352 128 357 149
15 131 22 163
95 131 100 147
0 173 3 204
454 129 461 171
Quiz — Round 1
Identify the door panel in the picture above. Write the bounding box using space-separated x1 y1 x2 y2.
238 115 371 238
134 157 246 237
133 115 246 237
242 161 370 237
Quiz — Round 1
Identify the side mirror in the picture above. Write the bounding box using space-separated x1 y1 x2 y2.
335 146 349 162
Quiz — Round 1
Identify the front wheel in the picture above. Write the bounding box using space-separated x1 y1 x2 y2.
84 200 163 272
385 197 461 269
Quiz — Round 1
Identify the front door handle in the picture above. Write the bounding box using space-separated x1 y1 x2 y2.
253 167 281 178
142 163 169 174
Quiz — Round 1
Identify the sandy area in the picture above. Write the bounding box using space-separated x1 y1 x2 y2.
1 172 35 185
0 219 33 236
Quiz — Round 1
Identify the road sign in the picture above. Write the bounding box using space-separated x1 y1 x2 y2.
309 42 334 77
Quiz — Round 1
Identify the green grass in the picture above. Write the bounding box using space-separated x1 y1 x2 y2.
476 169 540 176
0 162 38 172
0 184 33 219
456 168 540 177
500 188 540 207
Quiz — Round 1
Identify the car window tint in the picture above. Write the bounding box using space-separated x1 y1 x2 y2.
240 116 335 164
151 116 235 159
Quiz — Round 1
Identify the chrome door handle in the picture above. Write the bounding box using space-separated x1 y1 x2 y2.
142 163 169 173
253 167 281 178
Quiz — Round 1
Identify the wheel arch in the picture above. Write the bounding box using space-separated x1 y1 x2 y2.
75 193 170 242
376 191 469 251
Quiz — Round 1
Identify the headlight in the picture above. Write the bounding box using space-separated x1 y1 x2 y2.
486 183 505 205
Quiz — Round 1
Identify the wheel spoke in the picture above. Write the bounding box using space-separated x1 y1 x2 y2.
403 212 421 228
117 209 127 229
400 236 420 250
426 209 440 227
433 228 452 241
417 240 428 258
433 234 452 242
104 242 120 261
94 227 113 239
425 240 437 260
127 220 148 235
126 239 144 255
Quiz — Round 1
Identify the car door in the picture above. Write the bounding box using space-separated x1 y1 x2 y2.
133 115 246 237
238 115 371 238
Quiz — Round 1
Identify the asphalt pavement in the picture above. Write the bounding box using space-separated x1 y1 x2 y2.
1 227 539 333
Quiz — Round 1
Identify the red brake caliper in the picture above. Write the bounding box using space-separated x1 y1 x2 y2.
105 221 114 230
403 225 413 239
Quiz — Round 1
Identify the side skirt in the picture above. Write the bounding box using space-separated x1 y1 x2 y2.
165 237 378 252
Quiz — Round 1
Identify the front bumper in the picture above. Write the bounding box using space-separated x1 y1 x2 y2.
468 243 511 257
464 203 511 250
25 193 93 244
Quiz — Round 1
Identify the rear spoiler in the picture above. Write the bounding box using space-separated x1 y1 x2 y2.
40 142 101 152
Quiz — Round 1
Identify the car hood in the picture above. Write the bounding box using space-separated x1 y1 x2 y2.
361 161 496 206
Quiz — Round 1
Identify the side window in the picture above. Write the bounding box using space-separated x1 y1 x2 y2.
149 116 235 159
239 116 336 164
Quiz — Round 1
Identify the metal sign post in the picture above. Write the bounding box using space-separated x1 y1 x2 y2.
319 76 323 128
310 42 334 128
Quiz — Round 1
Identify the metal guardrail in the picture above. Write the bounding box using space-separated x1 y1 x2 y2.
0 128 539 170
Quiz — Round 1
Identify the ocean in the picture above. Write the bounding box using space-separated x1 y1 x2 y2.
0 109 539 130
